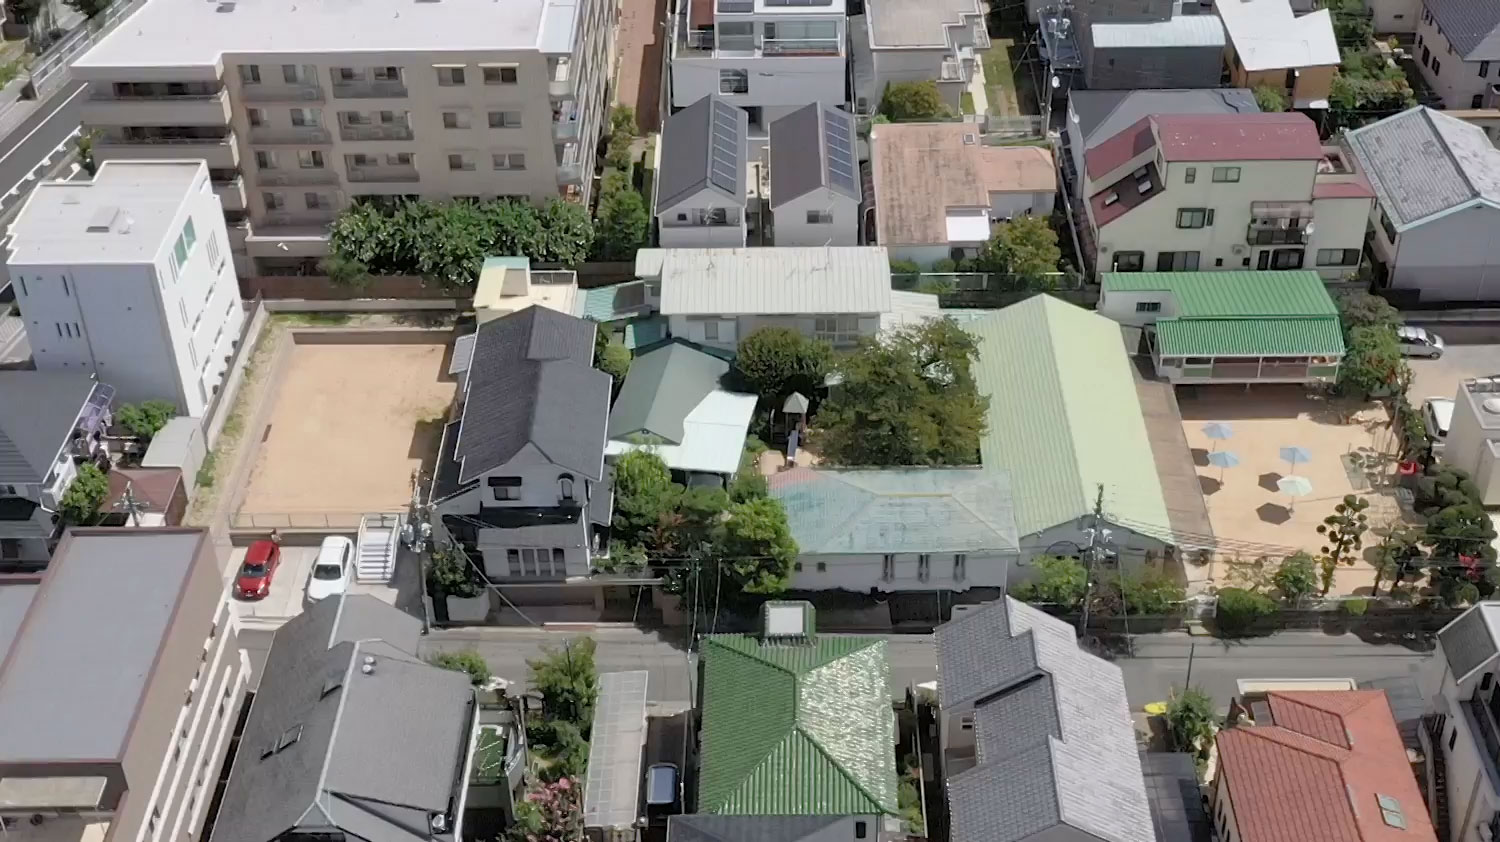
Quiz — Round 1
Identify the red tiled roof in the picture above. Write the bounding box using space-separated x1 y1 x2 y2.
1313 179 1376 200
1155 113 1325 162
1084 116 1156 180
1216 691 1436 842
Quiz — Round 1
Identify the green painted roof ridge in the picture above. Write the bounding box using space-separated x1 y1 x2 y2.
1038 298 1092 518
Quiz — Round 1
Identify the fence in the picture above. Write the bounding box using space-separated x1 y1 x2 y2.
890 271 1096 308
26 0 146 99
240 274 463 301
0 128 78 224
981 115 1048 140
229 511 368 530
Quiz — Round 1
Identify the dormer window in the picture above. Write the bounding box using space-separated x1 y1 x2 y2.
1103 192 1120 207
559 474 575 501
488 476 522 501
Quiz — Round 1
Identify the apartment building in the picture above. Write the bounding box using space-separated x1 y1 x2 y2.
0 528 249 842
1413 1 1500 109
71 0 616 276
6 161 242 416
670 0 846 135
853 0 988 114
1081 112 1374 279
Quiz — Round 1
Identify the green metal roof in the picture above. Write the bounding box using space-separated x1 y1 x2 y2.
607 341 730 443
1156 317 1346 357
966 295 1171 539
697 634 899 816
1099 271 1337 317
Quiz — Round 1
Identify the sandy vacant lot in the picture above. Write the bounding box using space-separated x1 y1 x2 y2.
238 342 455 517
1177 385 1404 596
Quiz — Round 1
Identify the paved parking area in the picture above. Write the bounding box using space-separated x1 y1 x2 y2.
1405 337 1500 407
226 543 401 622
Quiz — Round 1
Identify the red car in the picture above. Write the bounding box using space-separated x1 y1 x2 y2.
236 540 281 599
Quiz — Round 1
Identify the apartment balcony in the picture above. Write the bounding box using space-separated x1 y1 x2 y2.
761 38 841 56
93 131 239 169
261 210 338 227
249 126 333 145
549 58 574 98
557 161 584 186
259 169 340 186
82 89 231 127
241 82 325 103
339 124 415 142
553 108 580 141
347 164 420 183
331 79 409 99
213 176 246 212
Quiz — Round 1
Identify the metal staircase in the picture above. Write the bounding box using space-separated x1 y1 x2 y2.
1425 713 1452 842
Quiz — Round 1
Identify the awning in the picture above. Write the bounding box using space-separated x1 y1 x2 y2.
1155 317 1345 358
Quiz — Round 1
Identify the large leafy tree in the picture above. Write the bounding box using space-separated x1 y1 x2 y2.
1272 551 1319 604
60 462 109 525
716 497 798 595
1338 324 1404 397
527 636 599 725
811 319 988 466
880 81 948 122
733 327 832 404
115 400 177 441
972 215 1061 283
1317 494 1370 594
593 172 649 260
1252 85 1288 112
1010 556 1087 610
610 450 680 544
1165 687 1217 762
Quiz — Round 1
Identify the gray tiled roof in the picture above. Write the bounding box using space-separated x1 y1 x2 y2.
669 815 848 842
607 341 729 444
1427 0 1500 60
457 305 611 483
1069 89 1258 149
937 599 1153 842
658 94 748 210
0 371 97 483
1439 603 1500 681
769 103 861 208
1346 106 1500 229
211 596 472 842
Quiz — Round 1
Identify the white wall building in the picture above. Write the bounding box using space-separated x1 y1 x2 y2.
1420 604 1500 842
655 95 751 248
6 161 243 416
1439 377 1500 504
853 0 988 114
768 103 861 247
1413 1 1500 110
669 0 846 130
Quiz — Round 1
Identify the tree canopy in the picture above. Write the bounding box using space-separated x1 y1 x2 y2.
115 400 177 441
61 463 109 525
972 215 1061 282
610 450 679 545
1338 324 1404 397
880 81 949 122
1252 85 1289 112
811 319 988 466
327 197 593 291
716 497 798 595
592 172 649 260
733 327 832 405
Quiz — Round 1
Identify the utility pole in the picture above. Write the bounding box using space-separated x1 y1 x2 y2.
1076 484 1106 637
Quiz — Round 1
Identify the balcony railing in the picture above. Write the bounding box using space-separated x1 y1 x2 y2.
259 169 340 186
557 162 584 185
553 109 580 140
340 124 415 142
347 165 420 183
91 89 224 102
250 126 332 145
548 58 573 98
241 83 325 103
1246 226 1310 246
762 38 840 56
331 79 409 99
1466 690 1500 770
101 132 233 145
262 210 338 226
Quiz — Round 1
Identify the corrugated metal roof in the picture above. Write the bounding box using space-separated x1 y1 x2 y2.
1155 318 1345 357
1091 15 1225 48
697 634 899 816
656 247 893 316
1099 271 1337 316
966 296 1170 538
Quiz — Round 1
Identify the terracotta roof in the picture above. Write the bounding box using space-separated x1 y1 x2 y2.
1216 690 1436 842
1155 113 1324 162
103 467 182 514
1313 179 1376 199
1084 116 1155 180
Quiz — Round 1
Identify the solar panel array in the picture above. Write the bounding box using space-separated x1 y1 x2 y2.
582 670 650 830
709 99 742 195
823 108 858 197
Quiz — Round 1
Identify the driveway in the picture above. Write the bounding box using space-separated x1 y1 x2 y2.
614 0 667 131
1405 341 1500 407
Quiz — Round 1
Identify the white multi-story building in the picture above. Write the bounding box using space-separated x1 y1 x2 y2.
852 0 989 115
70 0 616 276
6 160 243 417
669 0 846 136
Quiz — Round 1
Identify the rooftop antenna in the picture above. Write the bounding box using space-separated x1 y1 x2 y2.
113 481 148 528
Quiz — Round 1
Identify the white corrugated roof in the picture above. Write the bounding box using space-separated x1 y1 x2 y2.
606 389 757 475
1216 0 1339 70
655 247 894 316
1091 15 1225 48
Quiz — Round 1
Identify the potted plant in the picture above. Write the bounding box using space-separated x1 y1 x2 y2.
427 544 488 623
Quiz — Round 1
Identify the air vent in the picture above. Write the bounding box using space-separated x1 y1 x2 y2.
1483 398 1500 414
962 133 976 145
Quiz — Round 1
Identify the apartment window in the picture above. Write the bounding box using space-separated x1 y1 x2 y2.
378 110 403 125
506 548 563 577
1112 251 1144 272
1450 727 1458 751
1421 46 1431 66
719 69 749 94
482 65 519 84
289 107 320 127
297 149 325 169
443 111 471 130
448 153 476 171
954 553 966 581
246 107 265 127
1136 301 1162 313
1259 248 1304 270
1380 209 1399 243
917 553 930 582
238 64 261 84
263 192 285 211
347 152 376 167
488 475 522 500
1476 94 1487 109
179 300 189 325
1316 248 1360 267
559 475 575 500
305 192 331 210
1184 166 1196 184
1211 166 1240 183
436 66 466 86
254 150 277 169
1176 208 1213 228
373 66 401 81
1483 61 1492 77
174 234 189 268
881 554 894 581
1156 251 1200 271
15 277 24 296
855 822 868 840
1485 673 1495 691
806 210 833 224
703 319 735 341
488 110 522 128
814 315 860 345
1433 58 1443 75
282 64 307 84
388 152 413 166
492 152 526 170
341 110 370 126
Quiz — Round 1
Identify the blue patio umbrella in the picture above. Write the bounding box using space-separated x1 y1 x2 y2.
1207 449 1240 483
1202 422 1234 452
1279 445 1312 471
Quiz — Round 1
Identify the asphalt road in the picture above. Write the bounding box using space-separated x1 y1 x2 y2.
0 80 87 209
417 626 1436 709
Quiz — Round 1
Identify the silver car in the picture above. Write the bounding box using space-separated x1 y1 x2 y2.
1398 325 1445 358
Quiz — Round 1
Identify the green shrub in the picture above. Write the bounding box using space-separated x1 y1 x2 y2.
930 257 958 273
429 649 492 686
889 258 921 275
1215 587 1278 635
1340 598 1369 616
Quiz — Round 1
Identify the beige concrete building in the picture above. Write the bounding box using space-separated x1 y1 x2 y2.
1413 1 1500 110
0 528 249 842
70 0 616 276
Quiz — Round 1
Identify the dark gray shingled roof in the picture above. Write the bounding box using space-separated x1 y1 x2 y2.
1426 0 1500 60
768 102 861 208
211 595 473 842
658 94 749 210
1069 88 1259 149
1439 603 1500 681
0 371 99 484
456 305 610 483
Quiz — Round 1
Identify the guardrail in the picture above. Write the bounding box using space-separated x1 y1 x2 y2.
229 511 368 530
0 126 79 223
27 0 146 99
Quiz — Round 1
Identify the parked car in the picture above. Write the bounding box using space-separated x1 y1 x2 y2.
645 763 681 825
1398 326 1445 358
236 539 281 600
305 536 354 602
1424 396 1455 456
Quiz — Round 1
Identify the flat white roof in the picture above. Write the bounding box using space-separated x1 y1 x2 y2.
1216 0 1339 70
606 389 757 475
945 210 992 245
7 160 202 265
74 0 578 69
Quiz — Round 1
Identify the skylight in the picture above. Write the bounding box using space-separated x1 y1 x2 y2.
1377 794 1406 829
